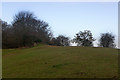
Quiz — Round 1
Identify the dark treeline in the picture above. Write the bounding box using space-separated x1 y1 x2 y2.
2 11 70 48
1 11 116 49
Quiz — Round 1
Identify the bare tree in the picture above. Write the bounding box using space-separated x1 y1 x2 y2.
99 33 116 48
2 11 53 48
73 30 95 47
56 35 70 46
12 11 53 47
2 21 17 48
50 35 70 46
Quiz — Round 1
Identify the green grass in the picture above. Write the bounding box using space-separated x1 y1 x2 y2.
2 45 119 78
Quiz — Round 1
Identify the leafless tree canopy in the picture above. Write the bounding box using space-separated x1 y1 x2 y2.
2 11 53 48
73 30 95 47
99 33 116 48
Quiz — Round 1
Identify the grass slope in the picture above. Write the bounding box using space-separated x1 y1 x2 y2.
2 45 118 78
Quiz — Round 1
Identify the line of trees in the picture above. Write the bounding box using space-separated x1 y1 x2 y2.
72 30 116 48
1 11 116 48
2 11 70 48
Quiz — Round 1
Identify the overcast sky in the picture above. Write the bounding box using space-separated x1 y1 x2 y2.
2 2 118 47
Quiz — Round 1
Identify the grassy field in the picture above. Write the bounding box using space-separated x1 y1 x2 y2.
2 44 119 78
